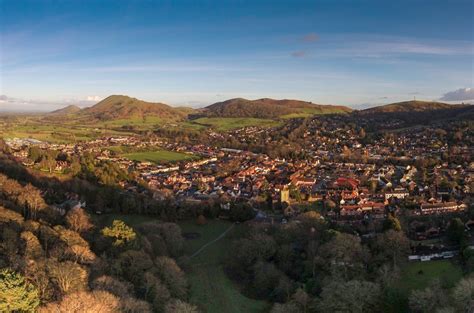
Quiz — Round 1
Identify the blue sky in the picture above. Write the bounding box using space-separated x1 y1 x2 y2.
0 0 473 111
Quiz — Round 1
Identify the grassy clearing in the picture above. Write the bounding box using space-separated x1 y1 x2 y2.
121 150 197 163
179 220 269 313
397 260 463 291
192 117 281 131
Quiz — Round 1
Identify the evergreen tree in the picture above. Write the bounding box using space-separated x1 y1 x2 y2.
0 268 40 312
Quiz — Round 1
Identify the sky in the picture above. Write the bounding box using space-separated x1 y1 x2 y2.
0 0 473 112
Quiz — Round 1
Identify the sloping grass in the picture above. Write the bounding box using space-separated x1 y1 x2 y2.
179 220 269 313
191 117 281 131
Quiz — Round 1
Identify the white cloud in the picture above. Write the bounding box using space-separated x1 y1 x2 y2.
86 95 103 102
440 88 474 101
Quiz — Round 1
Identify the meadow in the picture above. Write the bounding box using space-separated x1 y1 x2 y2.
191 117 281 131
388 260 464 312
397 260 463 291
121 150 197 163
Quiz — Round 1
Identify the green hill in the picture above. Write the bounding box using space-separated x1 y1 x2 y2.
360 100 466 114
49 105 81 115
80 95 188 121
200 98 352 119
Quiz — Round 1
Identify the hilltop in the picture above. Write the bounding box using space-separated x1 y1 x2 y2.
80 95 187 121
360 100 466 114
200 98 352 119
49 105 81 115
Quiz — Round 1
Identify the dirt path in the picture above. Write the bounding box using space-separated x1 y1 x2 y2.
190 223 235 258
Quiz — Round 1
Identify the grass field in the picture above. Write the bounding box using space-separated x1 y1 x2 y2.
280 107 349 119
179 220 269 313
397 260 463 291
0 118 135 143
121 150 197 163
191 117 281 131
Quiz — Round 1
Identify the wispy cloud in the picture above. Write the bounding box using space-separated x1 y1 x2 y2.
302 33 319 42
302 35 474 58
291 50 307 58
0 95 102 112
440 88 474 101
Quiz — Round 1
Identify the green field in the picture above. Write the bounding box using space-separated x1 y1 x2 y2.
397 260 463 291
0 116 135 143
191 117 281 131
121 150 197 163
386 260 464 312
280 107 349 119
179 220 269 313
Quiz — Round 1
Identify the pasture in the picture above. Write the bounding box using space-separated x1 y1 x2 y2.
191 117 281 131
121 150 197 163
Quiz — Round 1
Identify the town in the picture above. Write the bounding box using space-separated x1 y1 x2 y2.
5 114 472 245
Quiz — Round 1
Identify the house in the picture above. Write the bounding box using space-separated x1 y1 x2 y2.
419 202 462 215
384 188 409 200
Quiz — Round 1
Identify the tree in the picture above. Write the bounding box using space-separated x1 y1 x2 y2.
155 223 184 257
119 296 153 313
408 280 448 313
252 261 286 299
451 276 474 312
270 302 302 313
65 207 93 233
318 280 382 313
47 260 88 295
229 202 256 222
38 290 120 313
164 299 199 313
154 256 188 300
372 230 410 268
141 272 171 312
383 215 402 232
318 233 369 280
17 184 46 220
446 218 465 244
227 233 278 277
196 214 207 225
0 268 40 312
20 231 44 260
113 250 153 284
293 288 310 313
101 220 137 247
91 275 133 298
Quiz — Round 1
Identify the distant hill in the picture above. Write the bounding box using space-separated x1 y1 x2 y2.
200 98 352 119
80 95 188 121
49 105 81 115
360 100 467 114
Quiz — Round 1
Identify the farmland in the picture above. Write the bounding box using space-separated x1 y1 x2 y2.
191 117 281 131
121 150 197 163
